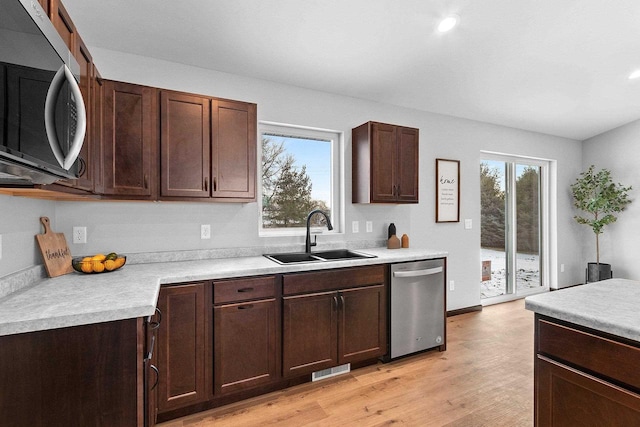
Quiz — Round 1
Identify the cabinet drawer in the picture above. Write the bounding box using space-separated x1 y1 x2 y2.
214 276 276 304
283 265 386 295
537 318 640 390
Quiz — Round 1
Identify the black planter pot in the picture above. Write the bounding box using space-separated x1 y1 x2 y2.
586 262 612 283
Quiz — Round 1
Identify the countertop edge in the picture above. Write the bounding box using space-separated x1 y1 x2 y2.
525 279 640 342
0 248 447 336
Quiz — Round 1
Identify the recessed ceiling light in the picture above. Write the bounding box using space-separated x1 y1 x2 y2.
438 15 459 33
629 69 640 80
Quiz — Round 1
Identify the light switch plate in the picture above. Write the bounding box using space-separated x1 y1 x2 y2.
464 219 472 229
352 221 359 233
365 221 373 233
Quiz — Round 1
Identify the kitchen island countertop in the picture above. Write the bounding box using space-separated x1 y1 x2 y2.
525 278 640 342
0 247 446 336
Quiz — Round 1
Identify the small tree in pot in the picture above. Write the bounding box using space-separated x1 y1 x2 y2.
570 165 632 282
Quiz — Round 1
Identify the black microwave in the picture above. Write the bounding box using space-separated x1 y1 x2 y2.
0 0 86 185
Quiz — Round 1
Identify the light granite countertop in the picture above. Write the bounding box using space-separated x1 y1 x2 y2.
525 278 640 342
0 247 447 336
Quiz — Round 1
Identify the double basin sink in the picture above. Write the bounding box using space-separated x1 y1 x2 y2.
264 249 376 265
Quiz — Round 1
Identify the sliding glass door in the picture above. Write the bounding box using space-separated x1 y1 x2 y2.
480 156 547 301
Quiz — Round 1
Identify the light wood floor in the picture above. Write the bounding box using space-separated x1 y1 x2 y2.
159 299 534 427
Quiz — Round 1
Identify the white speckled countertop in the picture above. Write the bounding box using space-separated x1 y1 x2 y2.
0 247 447 336
525 278 640 342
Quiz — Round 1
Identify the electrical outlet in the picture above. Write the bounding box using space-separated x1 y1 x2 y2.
366 221 373 233
464 219 472 229
201 224 211 239
352 221 359 233
449 280 455 291
73 227 87 244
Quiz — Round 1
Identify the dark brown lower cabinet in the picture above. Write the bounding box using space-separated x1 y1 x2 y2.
0 318 145 427
157 281 212 414
214 298 279 393
535 315 640 426
213 276 279 394
282 265 387 378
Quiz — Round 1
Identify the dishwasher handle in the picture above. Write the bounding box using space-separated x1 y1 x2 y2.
393 266 443 278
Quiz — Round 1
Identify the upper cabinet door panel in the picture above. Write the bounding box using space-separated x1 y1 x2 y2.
73 34 94 191
397 126 418 202
50 0 75 51
371 122 397 203
102 81 157 198
160 91 210 198
211 100 257 201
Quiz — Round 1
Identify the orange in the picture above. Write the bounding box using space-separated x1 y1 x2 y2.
81 262 93 273
114 257 126 269
82 256 92 263
104 260 117 271
92 261 105 273
92 254 106 262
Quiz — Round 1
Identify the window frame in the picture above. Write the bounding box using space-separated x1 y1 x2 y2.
258 121 344 237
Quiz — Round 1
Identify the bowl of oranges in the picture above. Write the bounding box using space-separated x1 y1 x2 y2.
72 252 126 274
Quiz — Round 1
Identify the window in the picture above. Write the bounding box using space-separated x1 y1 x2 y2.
259 122 342 234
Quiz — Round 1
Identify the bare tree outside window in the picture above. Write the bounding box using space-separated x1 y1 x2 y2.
261 135 331 229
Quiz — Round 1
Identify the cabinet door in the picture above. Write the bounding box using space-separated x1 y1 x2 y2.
160 91 210 198
72 34 94 191
211 100 257 201
338 284 387 364
102 80 157 198
536 356 640 426
157 282 210 412
92 68 104 194
396 126 419 202
282 291 338 377
214 298 278 394
50 0 75 51
0 319 142 427
370 122 398 202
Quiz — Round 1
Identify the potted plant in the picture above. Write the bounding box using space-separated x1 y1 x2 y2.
570 165 632 282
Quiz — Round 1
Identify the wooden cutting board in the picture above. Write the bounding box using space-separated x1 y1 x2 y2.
36 217 73 277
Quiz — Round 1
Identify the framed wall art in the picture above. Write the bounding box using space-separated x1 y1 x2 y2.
436 158 460 223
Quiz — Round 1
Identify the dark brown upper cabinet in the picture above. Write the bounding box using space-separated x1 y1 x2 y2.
102 80 158 199
352 121 419 203
160 91 256 202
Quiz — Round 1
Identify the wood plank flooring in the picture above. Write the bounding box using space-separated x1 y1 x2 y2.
158 299 534 426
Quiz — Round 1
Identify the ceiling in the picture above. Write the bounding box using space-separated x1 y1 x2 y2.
62 0 640 140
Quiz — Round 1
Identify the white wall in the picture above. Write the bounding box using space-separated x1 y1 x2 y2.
0 48 584 310
582 119 640 280
0 194 56 277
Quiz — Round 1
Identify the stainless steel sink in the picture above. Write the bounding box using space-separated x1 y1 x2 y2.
264 249 376 264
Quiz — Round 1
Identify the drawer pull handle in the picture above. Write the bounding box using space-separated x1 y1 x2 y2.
238 304 254 310
237 287 254 293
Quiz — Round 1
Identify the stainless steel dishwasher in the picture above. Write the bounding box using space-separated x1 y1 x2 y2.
389 258 445 359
